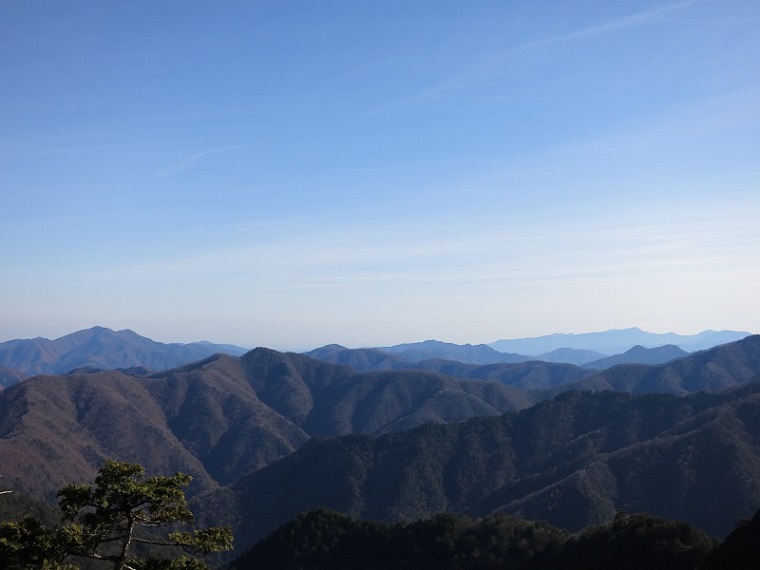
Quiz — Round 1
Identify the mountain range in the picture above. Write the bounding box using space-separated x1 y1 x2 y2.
205 377 760 555
304 343 685 375
308 329 750 369
545 334 760 396
581 344 690 369
0 327 749 390
488 327 749 355
3 334 760 562
379 340 529 365
0 348 530 502
0 326 248 383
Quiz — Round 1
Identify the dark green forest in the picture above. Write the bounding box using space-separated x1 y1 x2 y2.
230 507 759 570
202 381 760 552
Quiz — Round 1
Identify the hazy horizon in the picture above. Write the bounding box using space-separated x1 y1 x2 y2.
3 1 759 349
0 323 753 354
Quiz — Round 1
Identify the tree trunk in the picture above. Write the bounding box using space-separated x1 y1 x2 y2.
114 516 135 570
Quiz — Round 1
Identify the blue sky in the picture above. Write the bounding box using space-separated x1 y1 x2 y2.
2 1 759 349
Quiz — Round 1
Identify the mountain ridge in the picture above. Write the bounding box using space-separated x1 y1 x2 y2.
3 336 760 561
0 348 532 501
489 327 750 355
1 326 749 380
0 326 249 379
205 379 760 556
379 339 529 365
582 344 690 370
306 328 750 368
303 339 760 393
544 334 760 396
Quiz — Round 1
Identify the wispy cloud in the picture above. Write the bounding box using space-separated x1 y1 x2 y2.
146 138 278 180
523 0 712 49
365 70 543 116
367 0 711 117
89 208 760 294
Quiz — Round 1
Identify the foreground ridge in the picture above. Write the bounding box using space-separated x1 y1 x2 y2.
230 506 760 570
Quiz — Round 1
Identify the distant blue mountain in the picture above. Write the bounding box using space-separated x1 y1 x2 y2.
0 326 249 380
535 348 608 366
489 328 751 355
582 344 690 370
379 339 529 365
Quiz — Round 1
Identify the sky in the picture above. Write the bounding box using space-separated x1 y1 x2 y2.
2 1 759 350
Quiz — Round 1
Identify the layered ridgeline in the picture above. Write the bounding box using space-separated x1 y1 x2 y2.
488 328 750 356
394 329 749 362
314 336 760 395
307 344 685 375
3 337 760 504
204 378 760 556
0 327 749 387
306 328 751 371
0 348 530 501
3 336 760 561
304 345 592 390
548 334 760 395
0 326 249 380
581 344 690 370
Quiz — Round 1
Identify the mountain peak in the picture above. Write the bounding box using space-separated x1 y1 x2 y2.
0 327 249 380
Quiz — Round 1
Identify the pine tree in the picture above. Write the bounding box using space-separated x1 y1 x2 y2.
0 460 232 569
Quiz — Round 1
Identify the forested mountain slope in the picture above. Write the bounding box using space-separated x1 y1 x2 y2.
0 366 26 388
405 359 590 391
307 336 760 395
230 507 725 570
379 340 529 365
552 334 760 395
582 344 690 369
0 349 531 501
303 345 411 370
207 381 760 555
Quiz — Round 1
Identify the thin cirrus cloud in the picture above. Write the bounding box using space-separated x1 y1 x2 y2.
6 207 757 347
90 210 759 293
366 0 712 117
145 139 277 180
364 70 544 116
1 1 756 345
521 0 713 49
